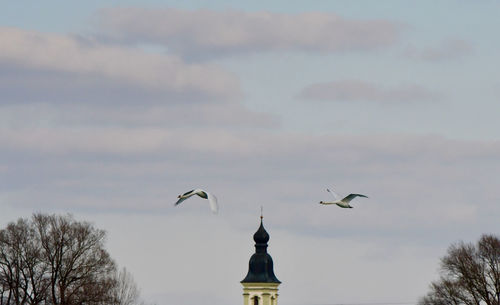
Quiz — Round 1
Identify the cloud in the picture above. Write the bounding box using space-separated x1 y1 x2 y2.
297 80 439 103
96 8 403 58
0 27 276 131
404 39 473 61
0 27 240 104
0 102 277 130
2 128 499 233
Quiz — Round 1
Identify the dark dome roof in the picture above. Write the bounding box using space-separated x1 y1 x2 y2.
253 221 270 244
241 218 280 284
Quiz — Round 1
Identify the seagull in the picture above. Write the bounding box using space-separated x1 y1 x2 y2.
175 189 218 213
319 188 368 208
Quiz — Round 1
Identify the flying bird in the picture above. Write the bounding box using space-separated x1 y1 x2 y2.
319 188 368 208
175 189 218 213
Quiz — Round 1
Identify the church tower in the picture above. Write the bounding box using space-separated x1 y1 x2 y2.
241 216 281 305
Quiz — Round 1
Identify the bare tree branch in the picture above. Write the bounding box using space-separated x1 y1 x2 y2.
420 234 500 305
0 213 145 305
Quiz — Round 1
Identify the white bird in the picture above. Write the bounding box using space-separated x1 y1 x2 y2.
319 188 368 208
175 189 218 213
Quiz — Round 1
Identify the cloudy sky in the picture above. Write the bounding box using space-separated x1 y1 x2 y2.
1 1 500 305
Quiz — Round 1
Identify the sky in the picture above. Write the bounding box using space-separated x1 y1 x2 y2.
1 1 500 305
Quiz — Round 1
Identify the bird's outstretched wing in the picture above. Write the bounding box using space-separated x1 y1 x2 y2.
174 189 218 213
174 196 187 206
342 193 368 203
207 192 218 214
174 190 196 206
181 189 196 196
327 188 340 200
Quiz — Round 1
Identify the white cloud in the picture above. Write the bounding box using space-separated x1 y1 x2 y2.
298 80 439 103
0 27 240 103
21 103 276 129
97 8 403 58
2 128 498 234
404 39 473 61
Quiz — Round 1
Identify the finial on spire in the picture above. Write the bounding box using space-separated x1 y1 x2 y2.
260 206 263 220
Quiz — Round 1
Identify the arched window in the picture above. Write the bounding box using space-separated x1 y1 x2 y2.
253 295 259 305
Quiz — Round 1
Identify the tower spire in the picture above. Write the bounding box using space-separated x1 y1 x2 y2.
241 215 280 305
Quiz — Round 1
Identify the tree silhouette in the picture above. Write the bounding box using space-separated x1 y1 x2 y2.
0 213 146 305
419 234 500 305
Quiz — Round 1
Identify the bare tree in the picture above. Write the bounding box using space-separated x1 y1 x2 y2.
419 234 500 305
0 213 146 305
32 213 116 305
0 218 49 305
114 267 140 305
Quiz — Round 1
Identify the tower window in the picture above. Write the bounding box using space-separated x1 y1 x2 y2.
253 295 259 305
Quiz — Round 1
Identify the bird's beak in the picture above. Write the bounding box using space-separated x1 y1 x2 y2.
177 195 181 198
